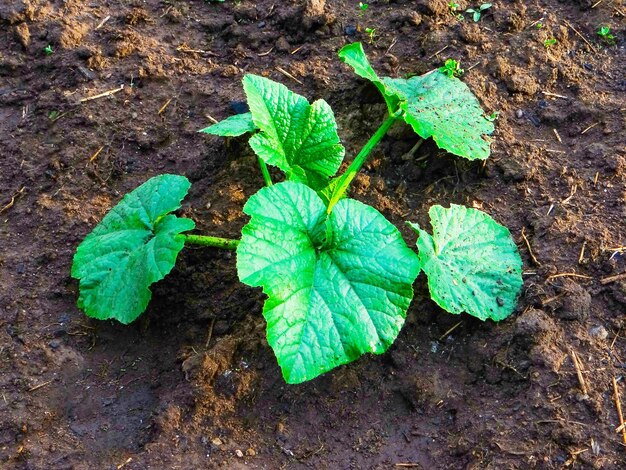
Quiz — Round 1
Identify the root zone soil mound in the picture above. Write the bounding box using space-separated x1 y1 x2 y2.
1 0 625 468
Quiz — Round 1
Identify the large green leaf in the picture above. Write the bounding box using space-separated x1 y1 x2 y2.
71 175 195 324
338 42 494 160
382 73 494 160
199 112 257 137
237 182 420 383
243 74 345 190
409 204 522 322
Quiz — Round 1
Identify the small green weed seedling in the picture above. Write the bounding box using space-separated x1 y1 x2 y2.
448 1 464 21
358 2 369 13
364 27 376 43
440 58 464 78
597 25 615 45
544 38 557 48
465 3 492 22
44 45 53 55
73 42 522 384
448 1 460 11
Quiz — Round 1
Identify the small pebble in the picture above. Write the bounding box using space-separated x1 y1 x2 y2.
515 109 523 118
211 437 223 446
345 25 357 36
590 325 608 341
246 448 256 456
235 449 244 458
257 21 266 28
48 339 61 349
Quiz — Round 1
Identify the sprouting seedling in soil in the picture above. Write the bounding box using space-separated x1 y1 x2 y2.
536 22 543 29
358 2 369 13
544 38 557 48
440 58 464 78
487 111 499 122
597 25 616 45
448 1 464 21
365 27 376 44
465 3 492 22
44 45 53 55
72 42 522 385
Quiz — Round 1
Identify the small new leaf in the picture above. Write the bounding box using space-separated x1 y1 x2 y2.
243 74 345 190
71 175 195 324
237 182 420 383
199 112 257 137
409 204 522 321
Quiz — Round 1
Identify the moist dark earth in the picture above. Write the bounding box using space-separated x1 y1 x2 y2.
1 0 625 468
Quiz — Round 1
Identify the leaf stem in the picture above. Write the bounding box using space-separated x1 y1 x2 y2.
258 157 273 186
327 109 402 213
184 234 239 250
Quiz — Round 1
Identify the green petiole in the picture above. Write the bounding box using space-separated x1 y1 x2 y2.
326 109 403 213
183 234 239 250
257 157 273 186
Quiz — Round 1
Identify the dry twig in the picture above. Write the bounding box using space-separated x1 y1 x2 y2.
439 321 462 341
28 379 54 392
570 350 588 395
601 272 626 285
158 97 174 115
581 122 599 134
80 85 124 103
521 228 541 266
613 377 626 445
88 145 105 163
0 186 26 215
546 272 593 281
427 45 449 60
563 20 599 53
275 66 303 85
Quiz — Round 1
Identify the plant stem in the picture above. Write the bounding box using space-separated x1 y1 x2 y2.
258 157 273 186
327 109 403 213
183 234 239 250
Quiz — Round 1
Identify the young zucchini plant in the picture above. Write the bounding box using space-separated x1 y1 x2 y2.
72 42 522 384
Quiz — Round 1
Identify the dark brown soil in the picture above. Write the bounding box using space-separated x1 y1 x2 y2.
1 0 625 468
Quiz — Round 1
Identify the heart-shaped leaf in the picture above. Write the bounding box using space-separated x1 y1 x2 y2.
409 204 522 321
237 182 420 383
71 175 195 324
382 73 494 160
338 42 494 160
243 74 345 190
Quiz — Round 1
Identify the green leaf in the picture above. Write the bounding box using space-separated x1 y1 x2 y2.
382 72 494 160
338 42 399 113
338 42 494 160
409 204 522 322
71 175 195 324
199 112 257 137
237 182 420 383
243 74 345 190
